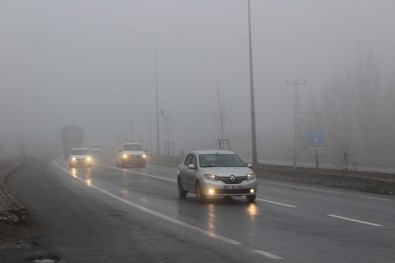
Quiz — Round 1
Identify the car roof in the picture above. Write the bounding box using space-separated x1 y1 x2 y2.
190 150 236 155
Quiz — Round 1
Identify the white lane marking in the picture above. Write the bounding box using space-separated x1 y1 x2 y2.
365 196 389 201
96 163 176 183
256 198 297 208
262 181 390 202
327 214 382 227
97 163 297 208
52 161 241 245
253 250 283 260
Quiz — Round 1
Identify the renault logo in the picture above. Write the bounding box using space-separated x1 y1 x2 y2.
229 175 236 183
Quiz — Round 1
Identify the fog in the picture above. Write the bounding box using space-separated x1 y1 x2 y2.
1 1 395 165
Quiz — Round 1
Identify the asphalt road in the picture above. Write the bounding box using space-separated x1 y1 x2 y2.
5 154 395 263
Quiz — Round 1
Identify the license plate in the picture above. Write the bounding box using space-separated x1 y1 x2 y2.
224 185 239 190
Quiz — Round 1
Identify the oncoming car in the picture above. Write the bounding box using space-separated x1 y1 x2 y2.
177 150 257 203
117 143 147 168
69 148 93 167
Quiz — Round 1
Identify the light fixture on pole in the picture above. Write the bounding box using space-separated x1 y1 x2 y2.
129 31 180 155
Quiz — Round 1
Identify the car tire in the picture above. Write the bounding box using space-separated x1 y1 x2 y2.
178 177 187 199
246 195 256 203
195 182 206 202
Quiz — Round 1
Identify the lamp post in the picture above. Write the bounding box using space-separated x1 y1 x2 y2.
247 0 258 164
129 31 180 156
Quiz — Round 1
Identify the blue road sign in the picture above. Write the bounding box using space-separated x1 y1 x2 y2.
308 130 324 145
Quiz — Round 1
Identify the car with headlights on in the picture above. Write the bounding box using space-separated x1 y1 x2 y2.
177 150 257 203
117 143 147 167
69 148 93 167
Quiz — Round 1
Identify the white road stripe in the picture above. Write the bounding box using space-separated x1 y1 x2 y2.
365 196 389 201
327 214 382 227
53 161 241 245
97 163 297 208
253 250 283 260
256 198 297 208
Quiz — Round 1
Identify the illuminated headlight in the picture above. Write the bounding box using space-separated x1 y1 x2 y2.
142 154 147 158
208 189 215 195
122 154 128 159
86 156 92 161
204 174 218 181
246 173 256 181
250 189 255 193
71 157 76 161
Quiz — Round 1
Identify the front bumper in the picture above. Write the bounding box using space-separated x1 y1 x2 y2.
120 156 146 165
70 159 92 166
200 179 257 196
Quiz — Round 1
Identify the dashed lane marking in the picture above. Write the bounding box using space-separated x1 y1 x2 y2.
327 214 382 227
256 198 297 208
253 250 283 260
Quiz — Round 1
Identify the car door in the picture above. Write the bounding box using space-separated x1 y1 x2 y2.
184 154 198 191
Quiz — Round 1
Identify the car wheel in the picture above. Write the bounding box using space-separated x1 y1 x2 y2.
195 182 206 202
178 177 187 199
246 195 256 203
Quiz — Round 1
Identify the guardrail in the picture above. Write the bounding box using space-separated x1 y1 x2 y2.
148 155 395 195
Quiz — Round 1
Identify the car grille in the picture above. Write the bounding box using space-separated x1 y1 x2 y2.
217 176 247 184
127 155 142 160
214 189 251 195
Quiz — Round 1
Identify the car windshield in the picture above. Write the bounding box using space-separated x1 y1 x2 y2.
123 144 143 151
199 154 245 167
71 149 89 155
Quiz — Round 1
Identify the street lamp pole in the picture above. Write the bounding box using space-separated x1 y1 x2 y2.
154 39 160 156
129 31 180 156
247 0 258 164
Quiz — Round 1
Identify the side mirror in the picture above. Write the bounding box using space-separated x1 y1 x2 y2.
246 163 253 168
188 164 196 169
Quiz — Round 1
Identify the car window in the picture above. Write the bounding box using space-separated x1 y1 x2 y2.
191 155 197 167
123 144 143 151
199 154 244 167
71 149 89 155
184 154 193 165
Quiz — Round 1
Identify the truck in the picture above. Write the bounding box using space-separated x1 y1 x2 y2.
61 125 84 158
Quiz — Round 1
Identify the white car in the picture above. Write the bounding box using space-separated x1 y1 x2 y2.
69 148 93 167
117 143 147 167
177 150 257 203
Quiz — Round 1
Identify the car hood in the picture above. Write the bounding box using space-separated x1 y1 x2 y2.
199 167 253 177
70 155 90 158
122 151 145 155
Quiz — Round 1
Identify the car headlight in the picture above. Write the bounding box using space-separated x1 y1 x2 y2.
122 154 128 158
142 154 147 158
71 157 76 161
87 156 92 161
204 174 218 181
246 173 256 181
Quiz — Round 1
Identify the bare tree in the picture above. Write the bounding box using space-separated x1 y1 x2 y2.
334 143 360 172
213 81 228 141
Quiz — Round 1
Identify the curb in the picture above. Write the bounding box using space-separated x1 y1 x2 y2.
0 157 30 224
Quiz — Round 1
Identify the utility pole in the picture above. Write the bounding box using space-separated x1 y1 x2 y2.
287 80 306 169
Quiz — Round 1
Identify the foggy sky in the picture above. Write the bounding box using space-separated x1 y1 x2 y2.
1 0 395 159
